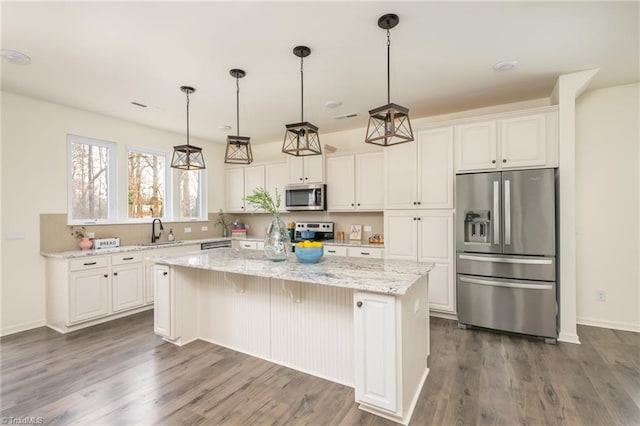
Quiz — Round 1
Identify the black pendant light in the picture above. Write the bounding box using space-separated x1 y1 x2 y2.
282 45 322 157
365 13 414 147
224 69 253 164
171 86 205 170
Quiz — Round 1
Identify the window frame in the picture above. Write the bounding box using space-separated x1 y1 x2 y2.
67 134 117 225
125 145 171 223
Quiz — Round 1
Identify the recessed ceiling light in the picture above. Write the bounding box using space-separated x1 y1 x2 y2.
493 60 518 71
325 100 342 108
1 49 31 65
131 101 148 108
218 125 232 131
334 112 358 120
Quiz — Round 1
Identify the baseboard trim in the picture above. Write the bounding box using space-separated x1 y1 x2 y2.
558 331 581 344
1 319 46 336
577 316 640 333
429 311 457 321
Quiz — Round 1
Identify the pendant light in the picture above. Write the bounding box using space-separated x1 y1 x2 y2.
171 86 206 170
282 45 322 157
365 13 414 147
224 69 253 164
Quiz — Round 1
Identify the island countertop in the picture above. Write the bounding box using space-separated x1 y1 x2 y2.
152 248 433 295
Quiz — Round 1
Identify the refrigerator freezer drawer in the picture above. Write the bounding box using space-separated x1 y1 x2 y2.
457 253 555 281
457 274 557 339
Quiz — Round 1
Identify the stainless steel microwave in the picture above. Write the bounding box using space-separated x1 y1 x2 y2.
284 183 326 211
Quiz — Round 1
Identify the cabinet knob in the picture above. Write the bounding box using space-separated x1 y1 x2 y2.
413 201 417 205
299 177 303 181
413 217 417 221
113 272 118 276
503 159 507 163
351 203 354 206
304 177 308 180
356 301 363 308
163 272 168 276
357 203 361 206
103 274 108 278
417 217 422 221
417 201 421 205
492 160 496 164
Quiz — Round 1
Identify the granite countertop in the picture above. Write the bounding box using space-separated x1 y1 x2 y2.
152 248 432 295
238 237 384 248
41 238 231 259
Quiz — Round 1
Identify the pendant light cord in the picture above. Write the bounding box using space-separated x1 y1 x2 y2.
300 55 304 122
186 90 190 147
387 28 391 105
236 76 240 137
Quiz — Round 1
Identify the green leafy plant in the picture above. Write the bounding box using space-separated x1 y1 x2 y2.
214 209 231 228
244 187 281 215
70 226 88 239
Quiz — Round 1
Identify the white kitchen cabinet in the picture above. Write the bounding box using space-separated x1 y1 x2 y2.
142 243 201 304
347 246 384 259
455 108 558 172
384 210 456 314
265 162 289 212
327 153 383 211
354 291 397 413
245 164 265 207
111 253 144 313
287 155 324 184
225 165 266 213
324 245 347 257
69 266 110 324
384 127 453 210
153 264 172 338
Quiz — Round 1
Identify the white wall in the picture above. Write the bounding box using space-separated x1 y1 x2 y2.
575 83 640 331
1 91 225 335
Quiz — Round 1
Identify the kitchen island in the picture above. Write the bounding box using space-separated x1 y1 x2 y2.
152 248 433 425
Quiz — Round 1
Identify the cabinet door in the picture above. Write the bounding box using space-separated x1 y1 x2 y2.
265 162 289 212
418 128 453 208
384 142 417 209
287 156 305 184
500 114 546 169
244 165 265 210
455 121 497 172
417 211 453 263
69 268 110 324
153 265 172 338
112 263 144 313
384 210 418 261
326 156 355 211
427 263 455 313
354 291 397 412
225 167 245 212
304 155 324 183
356 152 383 211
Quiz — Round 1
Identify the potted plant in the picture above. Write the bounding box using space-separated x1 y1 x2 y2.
214 209 231 238
244 187 291 261
70 226 93 250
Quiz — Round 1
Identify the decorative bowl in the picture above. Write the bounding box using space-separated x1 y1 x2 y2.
295 246 324 264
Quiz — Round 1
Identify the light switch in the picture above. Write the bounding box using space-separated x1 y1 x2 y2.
184 227 192 233
6 231 25 240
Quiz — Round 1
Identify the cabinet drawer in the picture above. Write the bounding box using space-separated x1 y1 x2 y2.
324 245 347 256
348 247 384 259
111 252 143 265
69 256 109 272
235 240 258 250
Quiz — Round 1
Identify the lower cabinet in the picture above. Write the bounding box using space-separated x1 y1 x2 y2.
153 264 172 338
323 245 384 259
112 256 144 313
69 267 110 324
353 291 397 412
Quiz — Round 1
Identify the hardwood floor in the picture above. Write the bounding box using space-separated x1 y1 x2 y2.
2 311 638 425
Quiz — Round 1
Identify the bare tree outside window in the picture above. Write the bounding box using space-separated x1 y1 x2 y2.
128 150 166 219
70 141 110 220
180 170 201 218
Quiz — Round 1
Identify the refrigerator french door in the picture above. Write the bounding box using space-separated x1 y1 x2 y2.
455 168 557 341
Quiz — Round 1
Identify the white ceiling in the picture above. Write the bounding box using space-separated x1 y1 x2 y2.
2 1 638 145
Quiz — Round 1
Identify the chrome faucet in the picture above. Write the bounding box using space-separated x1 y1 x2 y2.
151 218 164 243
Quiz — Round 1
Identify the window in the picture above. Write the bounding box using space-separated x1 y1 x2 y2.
175 169 207 220
67 134 116 224
127 148 168 219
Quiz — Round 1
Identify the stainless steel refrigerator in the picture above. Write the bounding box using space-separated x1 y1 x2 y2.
456 168 557 341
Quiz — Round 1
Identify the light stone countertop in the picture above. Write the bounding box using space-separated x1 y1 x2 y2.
238 237 384 248
41 238 231 259
151 248 433 295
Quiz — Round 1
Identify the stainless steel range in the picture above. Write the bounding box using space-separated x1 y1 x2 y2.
294 221 334 242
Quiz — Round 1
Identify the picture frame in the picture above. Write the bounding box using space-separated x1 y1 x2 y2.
349 224 362 241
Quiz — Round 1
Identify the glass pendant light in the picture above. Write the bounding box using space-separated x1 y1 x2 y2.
365 13 414 147
224 69 253 164
171 86 206 170
282 45 322 157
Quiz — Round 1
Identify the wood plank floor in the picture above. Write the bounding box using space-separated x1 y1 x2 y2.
2 311 638 425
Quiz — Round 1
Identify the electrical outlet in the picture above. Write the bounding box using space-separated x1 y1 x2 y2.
201 226 208 231
597 291 606 302
184 227 192 233
364 225 372 232
86 232 95 239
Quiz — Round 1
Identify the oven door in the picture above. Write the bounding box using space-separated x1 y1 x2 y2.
285 184 325 211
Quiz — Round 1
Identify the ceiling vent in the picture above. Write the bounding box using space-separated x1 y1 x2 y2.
334 112 358 120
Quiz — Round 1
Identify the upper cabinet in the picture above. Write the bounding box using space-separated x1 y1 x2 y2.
265 162 289 213
455 108 558 173
287 155 324 184
225 164 265 213
326 152 383 212
384 127 454 210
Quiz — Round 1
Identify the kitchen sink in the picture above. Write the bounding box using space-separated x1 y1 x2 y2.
137 241 183 247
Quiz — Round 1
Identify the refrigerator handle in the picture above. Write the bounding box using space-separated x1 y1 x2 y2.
504 179 511 246
493 180 500 244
